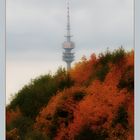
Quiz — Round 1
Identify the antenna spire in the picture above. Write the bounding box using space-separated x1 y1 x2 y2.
66 0 71 42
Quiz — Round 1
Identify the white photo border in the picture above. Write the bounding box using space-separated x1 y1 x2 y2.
0 0 5 139
135 0 140 139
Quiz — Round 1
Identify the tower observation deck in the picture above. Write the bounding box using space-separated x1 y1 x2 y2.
62 0 75 71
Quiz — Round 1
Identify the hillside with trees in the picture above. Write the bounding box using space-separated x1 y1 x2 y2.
6 48 134 140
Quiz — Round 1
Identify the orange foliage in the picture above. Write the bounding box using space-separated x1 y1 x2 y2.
70 54 96 85
6 108 22 126
6 128 20 140
127 95 134 140
34 87 87 137
126 50 134 67
55 53 134 140
58 78 127 139
34 50 134 140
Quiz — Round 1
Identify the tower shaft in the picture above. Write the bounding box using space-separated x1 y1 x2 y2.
67 62 71 70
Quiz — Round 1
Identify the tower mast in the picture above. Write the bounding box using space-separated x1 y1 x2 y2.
66 1 71 41
62 0 75 71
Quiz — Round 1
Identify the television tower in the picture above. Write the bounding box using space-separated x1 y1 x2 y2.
62 0 75 71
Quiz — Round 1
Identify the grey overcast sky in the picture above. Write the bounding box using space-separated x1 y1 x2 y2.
6 0 134 103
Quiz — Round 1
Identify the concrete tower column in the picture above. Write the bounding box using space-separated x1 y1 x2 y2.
67 62 71 70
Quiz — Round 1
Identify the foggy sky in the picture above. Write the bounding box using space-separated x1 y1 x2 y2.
6 0 134 103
